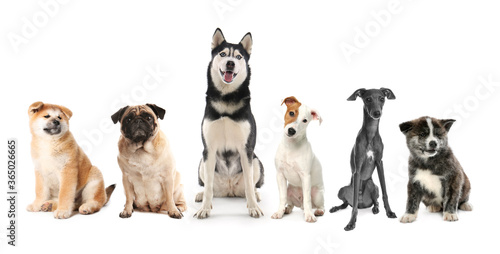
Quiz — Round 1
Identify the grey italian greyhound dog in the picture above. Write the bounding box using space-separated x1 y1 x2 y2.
330 88 397 231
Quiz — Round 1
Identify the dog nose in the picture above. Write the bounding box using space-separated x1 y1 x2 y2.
135 118 143 124
226 61 235 70
52 120 60 126
373 111 381 118
288 128 296 136
429 141 437 148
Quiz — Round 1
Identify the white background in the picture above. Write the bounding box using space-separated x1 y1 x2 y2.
1 0 499 253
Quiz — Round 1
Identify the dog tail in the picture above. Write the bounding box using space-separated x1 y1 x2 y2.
104 184 116 205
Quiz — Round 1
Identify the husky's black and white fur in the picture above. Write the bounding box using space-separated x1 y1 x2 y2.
399 116 472 223
194 28 264 219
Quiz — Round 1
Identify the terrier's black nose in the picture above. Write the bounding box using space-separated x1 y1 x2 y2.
53 120 60 126
373 111 381 118
429 141 437 148
226 61 235 69
288 128 296 136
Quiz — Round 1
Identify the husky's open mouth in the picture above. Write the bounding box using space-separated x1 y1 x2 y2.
220 69 237 83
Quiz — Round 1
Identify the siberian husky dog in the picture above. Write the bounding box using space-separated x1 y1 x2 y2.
194 28 264 219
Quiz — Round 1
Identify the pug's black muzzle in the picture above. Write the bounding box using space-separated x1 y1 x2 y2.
123 118 154 143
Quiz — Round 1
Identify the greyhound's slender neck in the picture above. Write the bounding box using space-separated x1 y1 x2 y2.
362 108 380 141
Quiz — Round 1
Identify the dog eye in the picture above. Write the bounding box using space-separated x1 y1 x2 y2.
380 97 385 102
236 55 242 60
366 98 372 102
147 116 152 121
44 115 50 118
126 118 132 123
303 119 307 123
418 132 426 138
289 111 295 117
58 116 62 120
219 52 226 57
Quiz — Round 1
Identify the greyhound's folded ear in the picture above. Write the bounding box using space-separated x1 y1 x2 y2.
311 109 323 125
347 88 366 101
380 87 396 100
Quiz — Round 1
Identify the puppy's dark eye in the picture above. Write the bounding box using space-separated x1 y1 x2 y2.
44 115 50 118
289 111 295 117
236 55 242 60
58 116 62 120
418 132 426 138
366 98 372 102
220 52 226 57
380 97 385 102
303 119 308 123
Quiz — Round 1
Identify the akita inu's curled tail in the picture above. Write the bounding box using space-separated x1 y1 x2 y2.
105 184 116 205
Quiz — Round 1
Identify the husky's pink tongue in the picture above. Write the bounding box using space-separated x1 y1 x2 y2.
224 71 233 82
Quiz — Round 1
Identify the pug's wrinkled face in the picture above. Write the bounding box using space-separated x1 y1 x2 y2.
111 104 165 144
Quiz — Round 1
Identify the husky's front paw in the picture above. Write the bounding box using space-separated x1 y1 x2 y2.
53 209 72 219
400 213 417 223
443 212 459 222
194 208 211 219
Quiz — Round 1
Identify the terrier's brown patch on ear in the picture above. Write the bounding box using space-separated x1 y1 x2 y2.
281 96 302 127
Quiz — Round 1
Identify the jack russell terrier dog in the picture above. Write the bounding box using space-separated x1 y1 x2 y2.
272 96 325 222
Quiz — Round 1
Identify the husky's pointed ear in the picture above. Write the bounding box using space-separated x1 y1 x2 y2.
311 109 323 125
28 101 44 116
399 121 414 134
212 28 226 50
240 32 252 55
381 87 396 100
58 105 73 119
347 88 366 101
440 119 456 132
111 106 129 124
146 103 166 120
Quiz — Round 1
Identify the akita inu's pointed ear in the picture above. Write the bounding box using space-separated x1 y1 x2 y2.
399 121 414 134
347 88 366 101
58 105 73 119
146 103 166 120
440 119 456 132
212 28 226 50
28 101 44 116
111 106 129 124
381 87 396 100
240 32 253 55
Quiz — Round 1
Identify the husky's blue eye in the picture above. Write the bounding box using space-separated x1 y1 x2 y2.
220 52 226 57
236 55 242 60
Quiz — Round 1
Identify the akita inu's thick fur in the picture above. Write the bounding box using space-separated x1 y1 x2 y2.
27 102 114 219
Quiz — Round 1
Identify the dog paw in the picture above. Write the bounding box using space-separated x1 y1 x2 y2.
344 222 356 231
41 201 57 212
195 192 203 202
194 208 211 219
372 206 379 214
161 208 183 219
119 208 133 218
427 205 442 213
400 213 417 223
284 205 293 214
305 213 317 223
314 209 325 217
386 211 397 218
248 206 264 218
443 212 459 222
79 204 98 215
26 202 42 212
53 209 72 219
459 202 473 211
271 210 284 219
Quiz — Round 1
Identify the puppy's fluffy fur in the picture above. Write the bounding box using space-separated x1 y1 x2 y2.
27 102 115 219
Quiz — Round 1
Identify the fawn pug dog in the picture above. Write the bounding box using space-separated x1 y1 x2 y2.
27 102 115 219
112 104 186 219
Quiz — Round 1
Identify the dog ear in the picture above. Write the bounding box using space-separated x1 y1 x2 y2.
281 96 300 107
146 104 166 120
58 105 73 119
399 121 414 134
381 87 396 100
311 109 323 126
440 119 456 132
212 28 226 50
111 106 129 124
347 88 366 101
239 32 253 55
28 101 44 116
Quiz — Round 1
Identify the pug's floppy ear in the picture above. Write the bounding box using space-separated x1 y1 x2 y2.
146 104 166 120
111 106 129 124
28 101 44 116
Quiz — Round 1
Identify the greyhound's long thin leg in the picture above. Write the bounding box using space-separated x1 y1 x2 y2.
375 160 397 218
